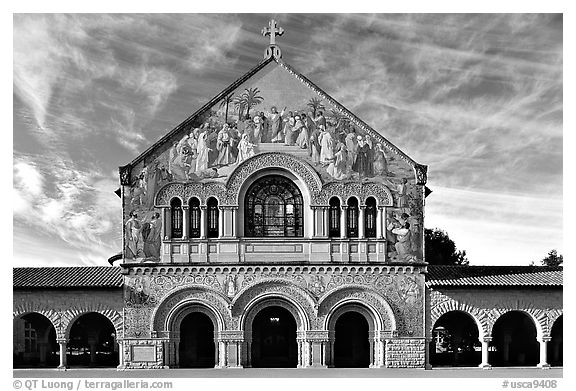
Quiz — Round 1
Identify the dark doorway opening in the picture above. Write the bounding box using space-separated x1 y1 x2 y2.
334 311 370 368
430 311 481 367
13 313 59 368
179 312 216 368
251 306 298 368
68 312 118 367
548 315 562 367
491 311 539 366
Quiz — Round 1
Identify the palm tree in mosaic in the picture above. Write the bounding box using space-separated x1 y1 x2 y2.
307 97 325 118
233 95 247 119
330 108 348 129
242 87 264 117
219 94 234 123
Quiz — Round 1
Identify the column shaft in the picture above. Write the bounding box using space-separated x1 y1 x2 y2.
479 338 492 369
218 207 224 238
538 339 550 369
358 206 366 239
182 206 189 239
200 206 207 239
340 207 347 239
323 207 329 237
376 207 384 239
57 340 67 370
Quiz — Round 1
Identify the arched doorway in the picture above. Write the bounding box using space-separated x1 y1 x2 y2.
179 312 216 368
334 311 370 368
67 312 118 367
13 313 58 368
430 311 481 367
491 311 539 366
548 315 562 367
251 306 298 368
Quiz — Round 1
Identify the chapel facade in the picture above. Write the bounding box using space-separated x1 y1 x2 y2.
13 20 563 371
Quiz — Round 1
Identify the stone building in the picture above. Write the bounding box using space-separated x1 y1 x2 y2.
13 20 562 371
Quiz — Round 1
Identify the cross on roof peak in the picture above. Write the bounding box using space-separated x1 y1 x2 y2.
261 19 284 46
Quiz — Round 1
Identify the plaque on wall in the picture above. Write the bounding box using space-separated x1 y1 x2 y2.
132 345 156 362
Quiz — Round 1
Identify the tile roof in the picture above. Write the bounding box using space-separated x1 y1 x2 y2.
426 265 563 287
12 265 563 289
13 266 123 289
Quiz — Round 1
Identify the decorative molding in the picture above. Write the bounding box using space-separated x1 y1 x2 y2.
316 182 393 206
155 182 227 206
226 152 323 204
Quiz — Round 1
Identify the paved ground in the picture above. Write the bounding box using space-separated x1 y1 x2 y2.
13 367 563 378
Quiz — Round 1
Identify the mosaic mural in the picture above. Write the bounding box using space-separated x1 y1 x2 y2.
121 61 423 262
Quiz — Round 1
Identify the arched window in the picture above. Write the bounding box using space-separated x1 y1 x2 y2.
171 198 183 239
329 197 341 238
245 175 304 237
365 197 377 238
347 197 359 238
189 198 201 238
207 197 219 238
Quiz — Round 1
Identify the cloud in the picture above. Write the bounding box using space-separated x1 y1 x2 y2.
13 154 121 266
13 14 181 156
426 185 562 265
297 14 562 196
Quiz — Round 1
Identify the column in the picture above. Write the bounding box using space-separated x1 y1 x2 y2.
376 207 384 239
182 206 189 239
479 337 492 369
200 206 207 239
218 206 224 238
311 207 317 237
323 207 329 237
117 340 124 369
424 336 432 370
358 206 366 239
231 207 237 238
57 339 67 370
162 207 170 240
340 206 347 239
538 337 551 369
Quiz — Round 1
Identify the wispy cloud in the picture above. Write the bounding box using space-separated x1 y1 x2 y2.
13 14 562 266
13 154 121 265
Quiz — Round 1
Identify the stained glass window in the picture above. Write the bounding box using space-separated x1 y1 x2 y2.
245 175 303 237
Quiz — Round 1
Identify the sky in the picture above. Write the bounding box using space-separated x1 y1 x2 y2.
12 13 563 266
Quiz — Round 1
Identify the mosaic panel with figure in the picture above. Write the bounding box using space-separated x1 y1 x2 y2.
121 62 424 262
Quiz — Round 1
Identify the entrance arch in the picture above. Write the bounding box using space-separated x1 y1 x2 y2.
179 312 216 368
13 313 58 368
548 315 563 367
250 305 298 368
334 311 370 368
67 312 118 367
491 311 539 366
430 311 481 367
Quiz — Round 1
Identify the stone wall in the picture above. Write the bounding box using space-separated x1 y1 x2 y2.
121 264 426 368
385 338 426 368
